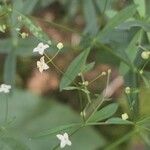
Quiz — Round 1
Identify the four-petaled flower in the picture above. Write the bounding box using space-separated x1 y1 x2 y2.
33 42 49 55
0 84 11 93
121 113 129 120
37 56 49 73
56 133 72 149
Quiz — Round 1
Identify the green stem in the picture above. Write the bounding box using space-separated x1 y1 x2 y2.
32 16 82 36
46 49 61 64
104 131 135 150
94 41 132 68
5 95 8 123
88 73 105 85
80 74 91 103
44 53 78 87
85 70 111 123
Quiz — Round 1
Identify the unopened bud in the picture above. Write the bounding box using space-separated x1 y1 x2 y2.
141 51 149 60
125 87 130 94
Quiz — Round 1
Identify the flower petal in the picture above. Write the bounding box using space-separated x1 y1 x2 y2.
56 134 64 140
33 47 39 52
60 140 66 149
43 44 49 49
66 140 72 146
38 49 45 55
43 63 49 70
63 133 69 139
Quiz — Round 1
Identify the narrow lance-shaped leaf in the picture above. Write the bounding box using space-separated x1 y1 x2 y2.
0 137 30 150
83 62 95 73
35 123 81 138
4 51 16 87
83 0 98 36
117 20 150 31
19 14 51 45
98 5 137 40
119 30 142 76
106 117 133 125
133 0 146 18
60 48 90 91
88 103 118 122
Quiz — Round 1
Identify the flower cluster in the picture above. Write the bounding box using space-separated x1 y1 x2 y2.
33 42 63 73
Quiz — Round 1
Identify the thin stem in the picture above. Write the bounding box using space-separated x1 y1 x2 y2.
44 53 78 87
80 73 91 103
5 95 8 123
32 16 82 36
88 73 105 85
78 90 85 123
102 0 108 15
104 131 135 150
86 70 111 123
46 49 61 64
138 45 148 51
0 12 8 18
141 59 149 71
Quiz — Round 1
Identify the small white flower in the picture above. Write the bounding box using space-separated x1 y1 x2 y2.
33 42 49 55
57 42 64 50
121 113 129 120
56 132 72 149
0 84 11 93
37 56 49 73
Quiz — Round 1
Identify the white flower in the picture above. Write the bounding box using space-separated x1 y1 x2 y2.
37 56 49 73
33 42 49 55
121 113 129 120
57 42 64 50
56 133 72 149
0 84 11 93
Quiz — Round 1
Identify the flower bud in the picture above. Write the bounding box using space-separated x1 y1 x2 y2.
125 87 130 94
141 51 149 60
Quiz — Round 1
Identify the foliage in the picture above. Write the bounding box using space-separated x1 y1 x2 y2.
0 0 150 149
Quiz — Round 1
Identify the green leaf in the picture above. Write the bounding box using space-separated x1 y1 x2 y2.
0 39 11 54
106 117 133 125
19 14 51 44
39 0 55 8
95 0 113 13
83 0 98 36
60 48 90 91
119 30 142 76
117 20 150 31
83 62 95 73
0 89 105 150
63 86 90 94
88 103 118 122
133 0 146 18
98 5 137 39
35 123 81 138
22 0 38 14
0 137 30 150
4 51 16 86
